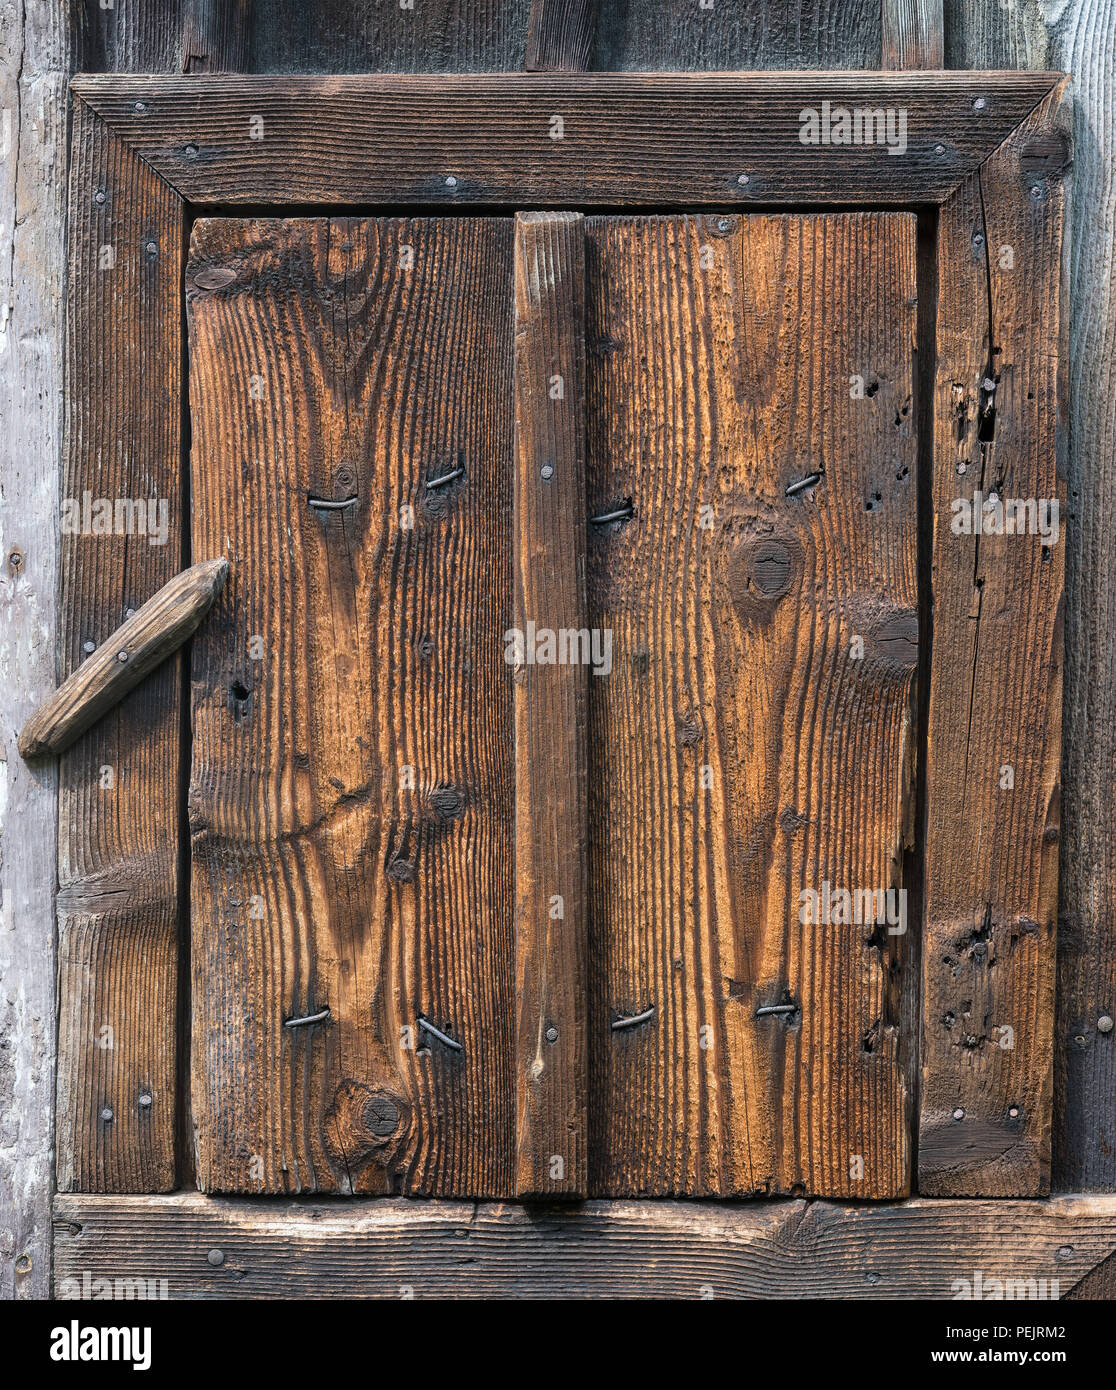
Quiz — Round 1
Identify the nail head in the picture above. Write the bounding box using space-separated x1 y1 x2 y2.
1098 1015 1114 1034
545 1026 559 1043
207 1248 225 1266
540 464 554 480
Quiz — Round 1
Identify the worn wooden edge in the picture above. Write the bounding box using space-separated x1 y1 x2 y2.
51 1192 1116 1299
69 71 1064 208
882 0 946 70
19 559 228 761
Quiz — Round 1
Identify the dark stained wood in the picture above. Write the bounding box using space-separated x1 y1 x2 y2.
20 560 228 761
53 1191 1116 1299
71 72 1062 208
594 0 881 72
182 0 253 73
919 83 1070 1196
55 100 186 1193
187 216 516 1195
882 0 945 69
584 212 918 1197
512 213 588 1198
525 0 597 71
245 1 531 75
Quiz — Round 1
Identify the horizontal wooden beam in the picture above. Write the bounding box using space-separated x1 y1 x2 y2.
72 71 1061 208
54 1193 1116 1299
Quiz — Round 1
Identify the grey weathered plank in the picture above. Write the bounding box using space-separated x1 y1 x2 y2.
919 84 1070 1196
512 213 588 1198
54 100 186 1194
52 1191 1116 1299
882 0 945 69
0 0 72 1302
71 71 1062 208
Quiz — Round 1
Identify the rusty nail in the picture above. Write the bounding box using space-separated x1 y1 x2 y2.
591 501 634 526
417 1016 463 1052
785 471 824 498
284 1006 330 1028
612 1006 655 1032
755 1003 797 1018
308 494 358 511
425 466 464 491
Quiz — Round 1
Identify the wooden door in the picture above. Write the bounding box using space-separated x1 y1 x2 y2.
186 210 918 1198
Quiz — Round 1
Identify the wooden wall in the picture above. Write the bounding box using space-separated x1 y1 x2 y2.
1 0 1112 1298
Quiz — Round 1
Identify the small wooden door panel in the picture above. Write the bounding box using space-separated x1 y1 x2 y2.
583 213 919 1197
186 210 918 1199
187 217 517 1195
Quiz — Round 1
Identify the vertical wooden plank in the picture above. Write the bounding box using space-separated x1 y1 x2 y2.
585 212 919 1197
0 0 72 1297
182 0 253 72
187 216 516 1195
882 0 945 68
54 102 185 1193
1048 0 1116 1193
526 1 597 71
512 212 588 1197
920 85 1069 1195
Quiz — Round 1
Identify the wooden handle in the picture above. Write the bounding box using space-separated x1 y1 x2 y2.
18 557 229 760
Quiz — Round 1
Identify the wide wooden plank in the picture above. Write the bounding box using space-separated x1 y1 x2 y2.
187 216 516 1195
512 213 588 1198
55 101 185 1194
71 72 1061 208
919 85 1069 1195
584 213 918 1197
0 0 72 1297
53 1191 1116 1300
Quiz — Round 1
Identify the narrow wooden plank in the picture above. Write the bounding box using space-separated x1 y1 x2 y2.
187 217 516 1195
512 213 588 1198
1049 0 1116 1194
182 0 253 73
53 1191 1116 1300
920 84 1070 1195
0 0 72 1297
526 0 597 71
584 213 918 1198
54 100 185 1194
71 72 1061 208
882 0 945 69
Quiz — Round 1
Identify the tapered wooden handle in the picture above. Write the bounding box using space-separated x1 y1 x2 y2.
18 557 229 760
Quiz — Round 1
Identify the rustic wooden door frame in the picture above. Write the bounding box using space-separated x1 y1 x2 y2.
57 66 1070 1240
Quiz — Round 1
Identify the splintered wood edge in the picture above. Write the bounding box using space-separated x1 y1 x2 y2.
52 1193 1116 1300
19 558 229 760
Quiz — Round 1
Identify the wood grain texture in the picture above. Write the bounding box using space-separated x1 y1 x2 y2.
0 0 71 1300
53 1191 1116 1299
245 1 531 75
19 560 228 761
594 0 881 72
71 72 1062 208
882 0 945 70
919 84 1070 1196
55 100 185 1195
513 214 588 1198
1047 0 1116 1193
584 213 918 1198
526 0 597 71
187 217 516 1195
182 0 252 73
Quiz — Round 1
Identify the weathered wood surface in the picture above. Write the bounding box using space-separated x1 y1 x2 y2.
0 0 71 1301
71 72 1061 208
1045 0 1116 1193
882 0 945 69
584 213 918 1197
19 560 228 761
52 1191 1116 1299
187 217 516 1194
526 0 597 71
919 84 1069 1195
54 103 185 1195
512 213 588 1198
